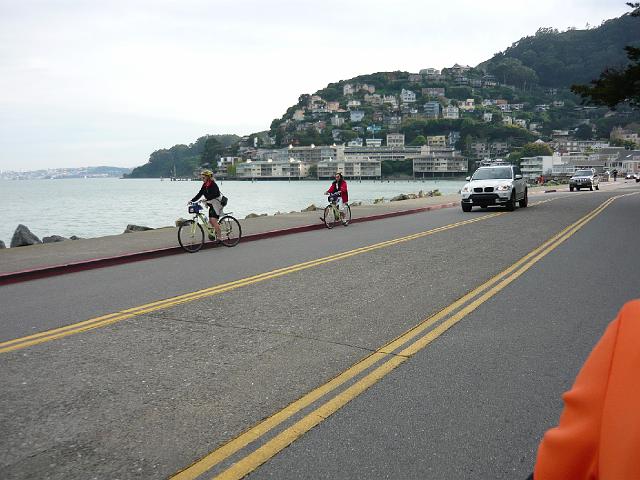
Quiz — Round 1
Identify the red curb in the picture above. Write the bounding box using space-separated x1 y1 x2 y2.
0 201 457 286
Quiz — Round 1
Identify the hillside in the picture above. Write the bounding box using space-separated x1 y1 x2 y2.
479 13 640 88
126 134 240 178
128 10 640 176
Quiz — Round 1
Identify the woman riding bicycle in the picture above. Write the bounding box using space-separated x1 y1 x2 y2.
325 172 349 225
190 169 222 240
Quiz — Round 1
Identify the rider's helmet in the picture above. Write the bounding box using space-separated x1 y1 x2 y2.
201 169 213 178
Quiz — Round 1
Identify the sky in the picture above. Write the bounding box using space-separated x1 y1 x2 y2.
0 0 631 171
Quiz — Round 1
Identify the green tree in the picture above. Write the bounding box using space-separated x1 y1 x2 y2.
571 3 640 108
201 137 224 169
410 135 427 146
574 124 594 140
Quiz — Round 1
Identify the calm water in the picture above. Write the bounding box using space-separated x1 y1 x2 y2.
0 178 465 245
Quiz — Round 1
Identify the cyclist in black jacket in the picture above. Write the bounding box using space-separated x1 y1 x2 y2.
190 170 222 240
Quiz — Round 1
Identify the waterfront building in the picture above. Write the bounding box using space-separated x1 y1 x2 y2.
412 148 468 177
365 138 383 147
317 159 381 179
235 159 310 179
520 155 562 180
386 133 405 148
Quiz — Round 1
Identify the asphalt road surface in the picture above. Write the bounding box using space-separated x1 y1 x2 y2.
1 185 639 479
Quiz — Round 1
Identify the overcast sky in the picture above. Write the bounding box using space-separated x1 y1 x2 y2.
0 0 630 171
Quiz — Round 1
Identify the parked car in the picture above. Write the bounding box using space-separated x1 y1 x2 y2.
460 164 527 212
625 172 639 181
569 169 600 191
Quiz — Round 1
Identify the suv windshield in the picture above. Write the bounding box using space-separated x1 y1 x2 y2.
471 167 512 180
574 170 593 176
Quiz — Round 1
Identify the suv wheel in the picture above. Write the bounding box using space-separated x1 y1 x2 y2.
461 203 472 212
590 185 593 191
595 185 599 190
506 192 516 211
519 189 528 208
569 186 574 192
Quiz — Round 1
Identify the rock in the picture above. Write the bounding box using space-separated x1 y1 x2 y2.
0 240 5 249
42 235 68 243
301 204 318 212
373 198 384 204
70 235 83 240
175 218 190 227
432 189 442 196
123 224 154 234
418 190 425 198
10 224 42 248
390 194 410 202
245 213 267 219
350 201 362 207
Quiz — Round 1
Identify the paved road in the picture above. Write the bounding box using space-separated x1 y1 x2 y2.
1 185 639 479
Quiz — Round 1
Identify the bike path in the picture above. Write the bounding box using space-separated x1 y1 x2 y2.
0 195 463 284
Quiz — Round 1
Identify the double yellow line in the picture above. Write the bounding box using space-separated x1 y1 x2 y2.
0 213 503 354
172 194 632 480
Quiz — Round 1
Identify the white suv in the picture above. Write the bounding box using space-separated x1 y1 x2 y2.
460 164 528 212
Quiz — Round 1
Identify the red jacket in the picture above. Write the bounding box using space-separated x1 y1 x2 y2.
327 179 348 203
534 300 640 479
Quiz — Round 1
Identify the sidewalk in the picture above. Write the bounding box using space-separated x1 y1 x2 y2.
0 193 463 284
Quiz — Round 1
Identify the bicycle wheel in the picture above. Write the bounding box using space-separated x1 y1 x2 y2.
323 205 338 229
178 220 204 253
342 204 352 226
219 215 242 247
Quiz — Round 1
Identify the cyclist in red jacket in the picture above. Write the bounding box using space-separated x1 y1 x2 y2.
325 172 349 225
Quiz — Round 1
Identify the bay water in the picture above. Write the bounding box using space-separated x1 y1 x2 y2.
0 178 465 245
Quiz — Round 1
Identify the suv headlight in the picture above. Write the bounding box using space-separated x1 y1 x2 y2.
461 185 470 193
496 184 511 191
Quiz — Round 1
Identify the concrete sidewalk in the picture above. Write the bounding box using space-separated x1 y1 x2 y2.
0 193 464 284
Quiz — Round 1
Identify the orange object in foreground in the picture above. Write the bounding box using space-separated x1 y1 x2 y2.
534 300 640 479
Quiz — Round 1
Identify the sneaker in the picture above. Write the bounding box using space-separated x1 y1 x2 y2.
208 233 216 241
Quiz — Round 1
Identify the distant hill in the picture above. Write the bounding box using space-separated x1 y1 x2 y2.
479 13 640 88
126 134 240 178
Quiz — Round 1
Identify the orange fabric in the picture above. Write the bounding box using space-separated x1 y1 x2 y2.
534 300 640 479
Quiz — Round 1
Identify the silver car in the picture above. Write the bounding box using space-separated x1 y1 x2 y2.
569 169 599 191
460 165 528 212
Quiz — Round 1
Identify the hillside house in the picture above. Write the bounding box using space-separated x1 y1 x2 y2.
401 89 417 103
443 106 459 119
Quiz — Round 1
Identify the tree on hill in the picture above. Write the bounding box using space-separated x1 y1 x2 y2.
571 3 640 109
201 136 225 169
479 11 640 88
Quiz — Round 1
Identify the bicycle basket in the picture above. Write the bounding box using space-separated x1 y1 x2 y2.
328 192 341 202
188 203 202 214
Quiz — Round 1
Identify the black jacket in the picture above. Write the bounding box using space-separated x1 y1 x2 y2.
191 181 220 202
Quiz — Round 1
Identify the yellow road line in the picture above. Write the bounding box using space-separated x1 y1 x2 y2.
0 213 503 354
170 195 629 480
